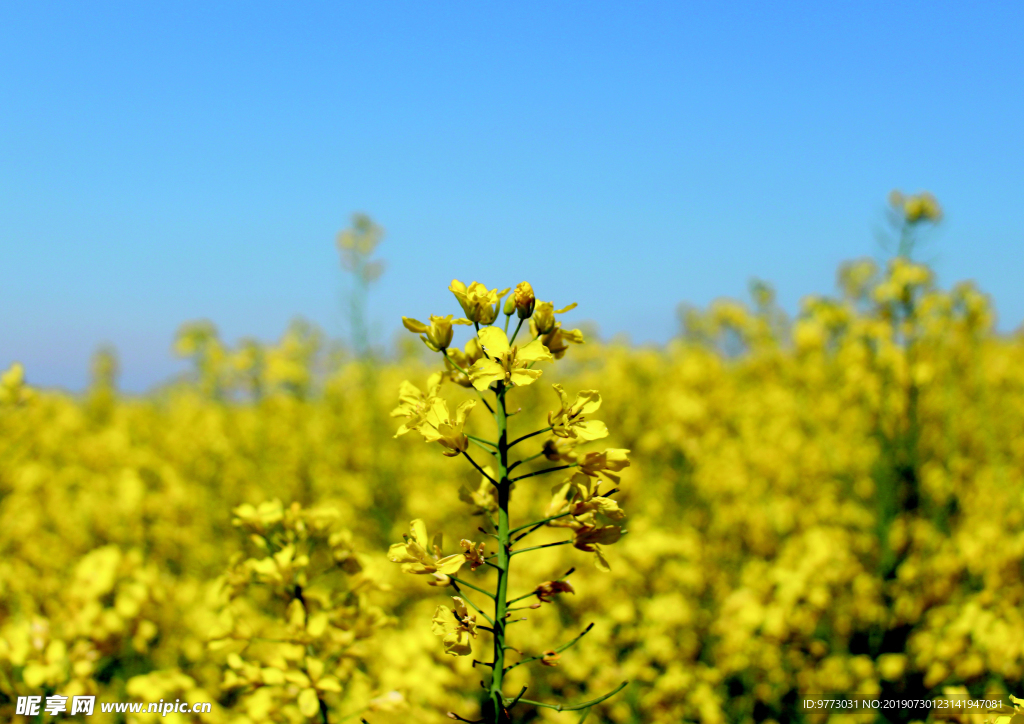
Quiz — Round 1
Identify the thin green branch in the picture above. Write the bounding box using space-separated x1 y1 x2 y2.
511 540 572 557
504 685 529 711
510 463 577 483
505 623 595 672
468 438 498 456
508 317 525 345
513 681 629 712
461 451 499 487
448 575 496 601
509 511 573 537
508 450 547 472
509 426 552 449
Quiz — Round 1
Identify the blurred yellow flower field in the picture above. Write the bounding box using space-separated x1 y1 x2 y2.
3 250 1024 723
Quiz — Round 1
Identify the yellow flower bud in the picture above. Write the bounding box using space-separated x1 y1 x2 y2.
503 295 516 316
514 281 536 319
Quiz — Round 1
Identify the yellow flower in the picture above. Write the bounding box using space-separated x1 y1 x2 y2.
571 519 623 572
390 373 443 438
540 650 562 667
514 281 536 319
469 327 553 391
534 580 575 603
549 472 626 521
419 398 477 456
577 448 631 484
443 338 484 388
449 280 511 325
459 540 486 571
531 300 577 335
459 466 500 513
548 384 608 441
889 189 942 224
0 363 32 405
431 597 478 656
540 323 585 359
387 519 467 577
402 315 471 352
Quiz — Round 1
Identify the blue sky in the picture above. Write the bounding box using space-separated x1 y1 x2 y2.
2 2 1022 392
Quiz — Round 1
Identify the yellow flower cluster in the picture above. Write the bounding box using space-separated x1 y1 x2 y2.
2 258 1024 723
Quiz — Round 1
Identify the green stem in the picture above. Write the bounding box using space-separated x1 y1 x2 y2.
448 575 496 601
489 382 512 723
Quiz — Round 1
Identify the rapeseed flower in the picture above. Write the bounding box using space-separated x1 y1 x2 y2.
469 326 553 390
548 384 608 441
431 597 478 656
388 519 467 577
402 314 471 352
449 280 510 325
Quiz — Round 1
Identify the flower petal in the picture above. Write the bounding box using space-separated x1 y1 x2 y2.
517 338 553 363
477 326 511 357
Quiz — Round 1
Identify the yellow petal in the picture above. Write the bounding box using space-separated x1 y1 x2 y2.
431 605 458 636
573 420 609 441
455 399 477 426
317 675 342 693
593 497 626 520
435 554 467 575
298 688 320 717
306 657 325 682
402 317 429 334
517 338 553 363
443 631 473 656
477 326 511 357
387 543 420 564
410 519 429 548
469 359 505 391
573 390 602 415
509 368 543 387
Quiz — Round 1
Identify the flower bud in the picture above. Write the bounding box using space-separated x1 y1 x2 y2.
514 282 536 319
503 296 516 316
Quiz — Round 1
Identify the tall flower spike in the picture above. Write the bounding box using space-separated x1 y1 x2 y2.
469 327 553 391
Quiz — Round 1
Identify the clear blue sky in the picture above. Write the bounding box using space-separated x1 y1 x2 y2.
3 2 1022 392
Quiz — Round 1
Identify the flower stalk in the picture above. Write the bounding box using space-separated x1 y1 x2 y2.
389 280 629 722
